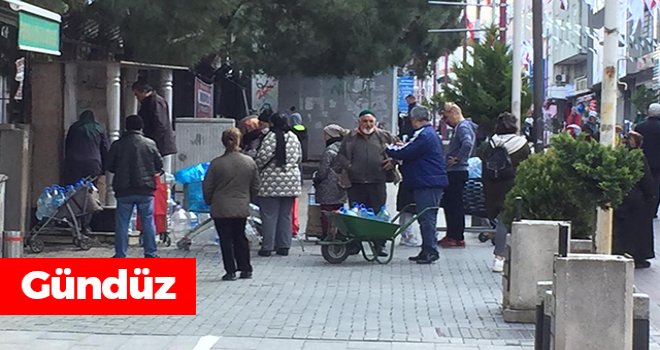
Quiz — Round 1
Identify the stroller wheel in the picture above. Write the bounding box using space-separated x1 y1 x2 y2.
79 237 93 251
29 239 44 254
163 233 172 247
478 232 490 243
176 239 190 251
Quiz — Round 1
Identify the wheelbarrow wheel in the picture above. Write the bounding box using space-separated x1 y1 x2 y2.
478 232 490 243
321 244 350 264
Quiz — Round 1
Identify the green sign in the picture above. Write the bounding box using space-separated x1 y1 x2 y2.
18 12 60 56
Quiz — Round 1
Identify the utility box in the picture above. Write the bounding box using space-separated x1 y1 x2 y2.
173 118 235 173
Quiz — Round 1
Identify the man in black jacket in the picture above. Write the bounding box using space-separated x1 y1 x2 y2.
635 103 660 217
107 115 164 258
132 82 177 157
399 95 419 141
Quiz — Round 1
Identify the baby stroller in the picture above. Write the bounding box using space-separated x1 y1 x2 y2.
27 179 102 253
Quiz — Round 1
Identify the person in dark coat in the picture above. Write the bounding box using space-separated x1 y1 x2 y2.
614 131 656 268
107 115 164 258
634 103 660 217
62 110 109 185
482 112 530 273
132 82 177 156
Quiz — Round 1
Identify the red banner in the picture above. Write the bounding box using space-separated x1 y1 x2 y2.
0 259 196 315
194 77 214 118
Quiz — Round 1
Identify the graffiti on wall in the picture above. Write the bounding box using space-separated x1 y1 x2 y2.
252 74 278 113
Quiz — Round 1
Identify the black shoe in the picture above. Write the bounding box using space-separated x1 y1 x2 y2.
409 253 424 261
416 253 440 265
240 271 253 279
145 255 160 258
635 260 651 269
258 250 272 257
276 248 289 256
222 273 237 281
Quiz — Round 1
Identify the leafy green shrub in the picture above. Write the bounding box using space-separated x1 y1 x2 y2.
503 133 644 238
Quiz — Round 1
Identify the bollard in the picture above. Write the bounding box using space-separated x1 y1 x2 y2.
535 281 553 350
553 254 634 350
2 231 22 258
633 293 650 350
514 197 522 221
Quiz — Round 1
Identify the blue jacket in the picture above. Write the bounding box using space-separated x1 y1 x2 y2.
386 124 448 190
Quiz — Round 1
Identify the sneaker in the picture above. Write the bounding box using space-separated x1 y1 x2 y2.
438 235 450 245
404 237 422 247
409 253 424 261
416 253 440 264
144 255 161 258
492 257 505 273
439 238 466 248
222 273 237 281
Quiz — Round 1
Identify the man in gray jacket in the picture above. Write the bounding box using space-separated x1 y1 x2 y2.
439 103 475 248
107 115 163 258
334 110 398 256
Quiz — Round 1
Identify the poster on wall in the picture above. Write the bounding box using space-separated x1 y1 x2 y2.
398 76 414 113
14 58 25 101
194 77 214 118
252 75 278 113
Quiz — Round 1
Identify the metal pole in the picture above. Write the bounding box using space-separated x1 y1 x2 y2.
595 0 619 254
511 0 523 123
428 1 494 6
428 28 488 33
499 0 507 43
532 0 544 153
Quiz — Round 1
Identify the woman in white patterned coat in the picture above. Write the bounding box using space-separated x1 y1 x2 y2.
255 112 302 256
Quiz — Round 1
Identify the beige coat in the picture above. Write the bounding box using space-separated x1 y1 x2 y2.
203 152 260 219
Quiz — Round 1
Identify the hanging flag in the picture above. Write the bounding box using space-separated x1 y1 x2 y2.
559 0 568 10
466 19 475 41
644 0 657 13
628 0 645 35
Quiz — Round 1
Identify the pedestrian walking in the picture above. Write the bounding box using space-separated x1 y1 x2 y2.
132 81 177 157
203 128 260 280
634 103 660 218
62 110 109 186
439 103 475 248
107 115 163 258
614 131 656 268
313 124 349 240
387 106 448 264
255 112 302 257
334 110 399 256
481 112 530 272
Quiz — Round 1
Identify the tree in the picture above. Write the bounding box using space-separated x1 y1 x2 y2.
442 26 532 134
632 85 658 118
28 0 463 78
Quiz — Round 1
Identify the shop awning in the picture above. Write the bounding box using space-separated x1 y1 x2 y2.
3 0 61 56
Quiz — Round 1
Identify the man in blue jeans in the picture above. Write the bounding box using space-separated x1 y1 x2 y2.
387 106 448 264
107 115 164 258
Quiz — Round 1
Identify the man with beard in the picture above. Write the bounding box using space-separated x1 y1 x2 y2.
334 110 398 256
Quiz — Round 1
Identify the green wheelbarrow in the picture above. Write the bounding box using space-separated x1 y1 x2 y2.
319 205 438 264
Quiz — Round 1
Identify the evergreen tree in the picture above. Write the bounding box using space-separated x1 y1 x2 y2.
442 26 532 133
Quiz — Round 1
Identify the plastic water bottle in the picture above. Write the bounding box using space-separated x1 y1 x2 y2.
365 208 376 220
65 185 76 199
36 188 52 220
308 187 316 205
170 206 189 240
350 202 361 214
339 207 358 217
50 187 66 211
129 207 138 233
188 211 199 229
376 206 391 222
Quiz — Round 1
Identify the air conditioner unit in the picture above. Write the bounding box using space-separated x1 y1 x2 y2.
555 74 567 84
575 77 588 93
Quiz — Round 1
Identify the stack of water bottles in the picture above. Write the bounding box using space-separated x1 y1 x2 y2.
338 202 391 222
36 180 96 220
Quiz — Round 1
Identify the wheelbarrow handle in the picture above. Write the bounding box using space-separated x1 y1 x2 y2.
390 204 414 223
395 206 440 237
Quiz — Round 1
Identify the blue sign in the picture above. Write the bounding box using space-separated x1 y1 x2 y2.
398 77 415 113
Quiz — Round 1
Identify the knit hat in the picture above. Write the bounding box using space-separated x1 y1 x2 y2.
259 108 273 123
359 109 376 118
649 103 660 117
323 124 348 138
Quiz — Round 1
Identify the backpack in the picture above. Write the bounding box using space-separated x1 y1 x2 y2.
483 138 515 181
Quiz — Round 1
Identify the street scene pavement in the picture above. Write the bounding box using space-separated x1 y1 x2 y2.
1 184 660 350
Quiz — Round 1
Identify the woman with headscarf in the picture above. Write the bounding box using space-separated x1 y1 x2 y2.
614 131 656 268
313 124 349 240
62 110 109 185
255 112 302 257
